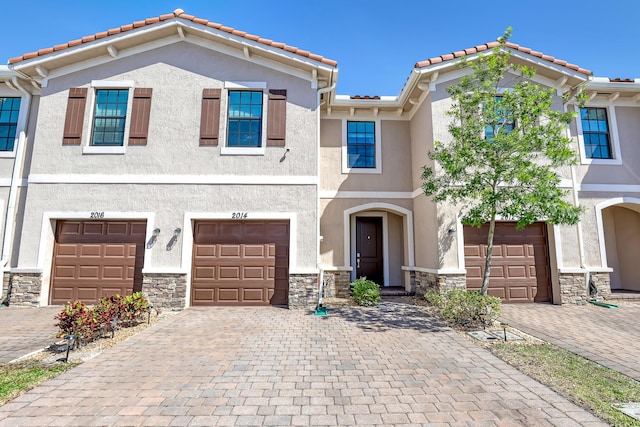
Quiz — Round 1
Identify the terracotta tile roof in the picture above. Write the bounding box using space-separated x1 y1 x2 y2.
609 78 634 83
350 95 381 100
8 9 337 67
414 41 591 75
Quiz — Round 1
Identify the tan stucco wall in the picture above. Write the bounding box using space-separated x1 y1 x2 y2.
319 118 412 192
319 198 413 268
30 42 318 177
603 205 640 291
387 212 404 286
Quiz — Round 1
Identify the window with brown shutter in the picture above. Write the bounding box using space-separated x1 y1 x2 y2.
62 88 88 145
128 88 153 146
267 89 286 147
200 88 221 146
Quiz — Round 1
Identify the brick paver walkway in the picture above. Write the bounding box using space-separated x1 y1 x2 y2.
0 302 606 426
500 302 640 381
0 306 59 363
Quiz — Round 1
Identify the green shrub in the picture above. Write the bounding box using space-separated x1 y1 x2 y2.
351 277 381 306
424 288 501 328
55 293 151 344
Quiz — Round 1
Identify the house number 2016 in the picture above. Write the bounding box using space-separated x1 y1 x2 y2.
90 212 105 218
231 212 248 219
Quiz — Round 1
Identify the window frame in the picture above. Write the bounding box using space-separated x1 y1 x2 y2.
0 89 28 159
576 104 621 165
82 80 134 155
484 95 515 141
220 81 268 156
341 118 382 174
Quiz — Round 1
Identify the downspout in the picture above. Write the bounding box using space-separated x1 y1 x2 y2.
316 76 336 308
564 97 589 298
1 77 31 303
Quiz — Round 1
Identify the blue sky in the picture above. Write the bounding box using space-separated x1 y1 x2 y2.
2 1 638 96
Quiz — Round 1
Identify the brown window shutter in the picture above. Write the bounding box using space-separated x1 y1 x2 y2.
62 87 88 145
200 88 221 146
267 89 286 147
128 88 153 146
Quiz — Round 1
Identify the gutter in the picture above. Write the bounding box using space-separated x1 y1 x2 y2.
315 77 336 286
1 77 32 302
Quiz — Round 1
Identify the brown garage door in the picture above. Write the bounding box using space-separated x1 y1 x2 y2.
51 220 146 305
464 222 551 303
192 220 289 306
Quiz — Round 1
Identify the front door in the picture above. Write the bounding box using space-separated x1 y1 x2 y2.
356 217 383 285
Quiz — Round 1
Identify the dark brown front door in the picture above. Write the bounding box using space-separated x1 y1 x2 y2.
356 217 383 285
192 220 289 306
51 220 146 305
464 222 551 303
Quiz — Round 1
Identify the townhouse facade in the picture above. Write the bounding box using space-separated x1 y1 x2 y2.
1 9 638 309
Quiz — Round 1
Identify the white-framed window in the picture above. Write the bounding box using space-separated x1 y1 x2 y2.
220 81 267 156
576 104 621 165
341 118 382 174
0 89 28 159
82 80 134 155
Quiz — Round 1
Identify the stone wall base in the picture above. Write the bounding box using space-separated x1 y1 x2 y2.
288 274 319 310
559 273 588 305
590 272 611 300
322 270 351 298
142 273 187 311
4 272 43 307
412 271 466 297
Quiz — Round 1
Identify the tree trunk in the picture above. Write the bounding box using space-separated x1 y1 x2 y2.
481 215 497 296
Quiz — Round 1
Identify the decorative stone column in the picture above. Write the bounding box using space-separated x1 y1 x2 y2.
322 270 351 298
413 270 466 297
558 272 588 305
141 273 187 310
288 274 319 309
5 272 43 307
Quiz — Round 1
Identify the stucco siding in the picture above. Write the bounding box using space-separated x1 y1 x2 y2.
17 183 318 272
30 42 317 177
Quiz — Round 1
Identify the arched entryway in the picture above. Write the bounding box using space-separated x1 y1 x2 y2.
599 200 640 291
343 203 414 290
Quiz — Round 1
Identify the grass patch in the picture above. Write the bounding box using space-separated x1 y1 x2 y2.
491 342 640 426
0 360 76 405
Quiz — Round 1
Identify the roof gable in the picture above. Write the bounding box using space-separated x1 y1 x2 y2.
9 9 337 68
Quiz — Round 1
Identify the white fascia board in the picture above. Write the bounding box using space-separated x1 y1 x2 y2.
506 49 588 81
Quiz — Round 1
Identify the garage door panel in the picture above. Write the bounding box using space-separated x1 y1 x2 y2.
192 220 289 306
220 245 241 257
80 244 102 257
51 220 146 305
243 266 266 279
464 222 550 303
78 265 100 278
244 245 266 257
219 266 241 279
507 265 527 279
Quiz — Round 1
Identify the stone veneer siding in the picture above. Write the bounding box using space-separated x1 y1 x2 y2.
1 272 9 305
5 272 43 307
412 270 466 297
543 271 612 305
141 273 187 310
322 270 351 298
288 274 318 309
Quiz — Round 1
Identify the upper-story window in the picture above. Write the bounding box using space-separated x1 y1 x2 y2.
341 119 381 174
91 89 129 146
485 96 514 141
0 97 21 151
227 90 263 148
580 107 612 159
347 121 376 168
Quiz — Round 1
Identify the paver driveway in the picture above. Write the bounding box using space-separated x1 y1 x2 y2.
0 306 59 363
0 302 605 426
500 302 640 381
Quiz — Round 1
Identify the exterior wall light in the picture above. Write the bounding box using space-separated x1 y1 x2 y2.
166 228 182 251
146 228 161 249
